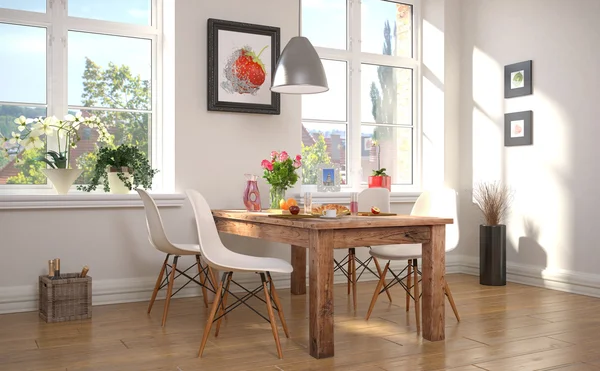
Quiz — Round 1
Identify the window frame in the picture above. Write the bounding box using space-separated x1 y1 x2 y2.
0 0 164 194
300 0 422 194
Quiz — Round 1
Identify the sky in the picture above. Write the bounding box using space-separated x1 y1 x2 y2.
0 0 151 108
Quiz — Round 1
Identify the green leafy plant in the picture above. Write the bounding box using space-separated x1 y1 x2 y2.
77 144 158 192
372 168 388 177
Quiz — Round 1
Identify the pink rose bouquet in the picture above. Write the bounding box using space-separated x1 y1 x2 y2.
261 150 302 208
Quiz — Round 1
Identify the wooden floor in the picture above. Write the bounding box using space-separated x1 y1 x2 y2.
3 274 600 371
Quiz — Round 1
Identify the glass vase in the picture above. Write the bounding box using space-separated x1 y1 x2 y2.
243 174 262 212
269 186 286 209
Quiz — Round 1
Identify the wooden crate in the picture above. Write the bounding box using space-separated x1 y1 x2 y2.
39 273 92 323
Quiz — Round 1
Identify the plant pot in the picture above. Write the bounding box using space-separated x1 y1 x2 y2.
107 167 133 194
368 175 391 191
479 224 506 286
41 168 83 195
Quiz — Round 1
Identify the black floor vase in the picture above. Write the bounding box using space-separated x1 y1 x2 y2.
479 224 506 286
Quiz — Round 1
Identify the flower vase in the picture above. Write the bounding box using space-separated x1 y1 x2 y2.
41 168 83 195
243 174 262 212
107 167 133 194
269 186 286 209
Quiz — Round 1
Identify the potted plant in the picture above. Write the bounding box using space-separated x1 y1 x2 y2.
77 144 158 194
261 151 302 209
367 142 391 191
368 168 391 191
473 181 512 286
0 114 111 194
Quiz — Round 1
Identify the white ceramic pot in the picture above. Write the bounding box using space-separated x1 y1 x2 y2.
107 171 133 194
41 168 83 195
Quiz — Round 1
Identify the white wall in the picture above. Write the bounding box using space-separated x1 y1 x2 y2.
457 0 600 285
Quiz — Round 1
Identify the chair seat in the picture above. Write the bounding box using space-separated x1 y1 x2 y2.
209 250 294 274
163 243 201 255
369 244 423 260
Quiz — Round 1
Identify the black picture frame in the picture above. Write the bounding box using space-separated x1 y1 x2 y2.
504 111 533 146
207 18 281 114
504 60 532 98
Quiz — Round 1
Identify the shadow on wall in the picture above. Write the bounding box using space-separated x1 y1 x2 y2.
514 217 547 278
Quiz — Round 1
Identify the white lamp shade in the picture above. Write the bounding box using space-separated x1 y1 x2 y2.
271 36 329 94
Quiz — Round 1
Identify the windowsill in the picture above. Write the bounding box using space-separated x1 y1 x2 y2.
291 190 421 203
0 193 186 210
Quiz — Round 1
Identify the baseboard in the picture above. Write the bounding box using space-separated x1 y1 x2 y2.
3 254 599 314
456 255 600 298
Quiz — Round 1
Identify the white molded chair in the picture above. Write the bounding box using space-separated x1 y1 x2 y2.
365 188 460 331
335 188 393 311
137 189 217 327
186 189 293 359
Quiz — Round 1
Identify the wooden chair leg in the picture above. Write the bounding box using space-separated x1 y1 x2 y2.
373 257 393 303
161 255 178 327
207 266 227 320
268 273 290 338
366 262 389 320
347 249 352 295
198 273 226 358
350 248 357 312
444 278 460 322
148 254 169 314
215 272 232 337
413 259 420 333
261 273 283 359
406 259 412 312
196 255 209 308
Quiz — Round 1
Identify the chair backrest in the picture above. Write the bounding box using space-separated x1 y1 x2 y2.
358 188 391 213
185 189 228 267
410 188 459 252
136 188 172 252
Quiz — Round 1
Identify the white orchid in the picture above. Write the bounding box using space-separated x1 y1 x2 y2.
21 135 44 150
14 115 32 132
8 132 21 144
2 113 112 169
31 117 56 137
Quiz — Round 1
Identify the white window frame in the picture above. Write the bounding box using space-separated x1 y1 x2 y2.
301 0 422 196
0 0 164 195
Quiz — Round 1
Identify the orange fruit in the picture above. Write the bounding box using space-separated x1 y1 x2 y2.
287 198 297 207
279 199 289 210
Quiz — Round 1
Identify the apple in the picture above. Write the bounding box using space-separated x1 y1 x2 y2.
371 206 381 215
289 205 300 215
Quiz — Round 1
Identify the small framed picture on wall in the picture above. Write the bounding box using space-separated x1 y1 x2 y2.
504 60 533 98
504 111 533 146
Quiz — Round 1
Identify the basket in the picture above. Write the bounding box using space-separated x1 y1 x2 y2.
39 273 92 323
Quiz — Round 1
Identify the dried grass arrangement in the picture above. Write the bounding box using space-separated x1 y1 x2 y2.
473 181 513 226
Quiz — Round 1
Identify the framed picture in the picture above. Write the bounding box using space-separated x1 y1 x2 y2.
207 18 281 114
504 60 532 98
317 163 341 192
504 111 533 146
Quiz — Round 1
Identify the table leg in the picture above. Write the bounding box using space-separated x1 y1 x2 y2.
309 230 334 358
291 245 306 295
421 224 446 341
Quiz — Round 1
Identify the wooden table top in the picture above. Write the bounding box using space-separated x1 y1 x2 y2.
212 209 453 230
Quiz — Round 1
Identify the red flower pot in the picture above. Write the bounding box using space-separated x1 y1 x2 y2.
368 175 391 191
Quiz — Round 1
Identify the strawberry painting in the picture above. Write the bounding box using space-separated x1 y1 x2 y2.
222 45 269 95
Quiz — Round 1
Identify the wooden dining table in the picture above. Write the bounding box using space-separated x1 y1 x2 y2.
211 210 453 359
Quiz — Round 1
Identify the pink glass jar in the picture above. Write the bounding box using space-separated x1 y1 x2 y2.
243 174 262 212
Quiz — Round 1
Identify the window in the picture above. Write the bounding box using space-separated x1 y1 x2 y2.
301 0 419 190
0 1 160 189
